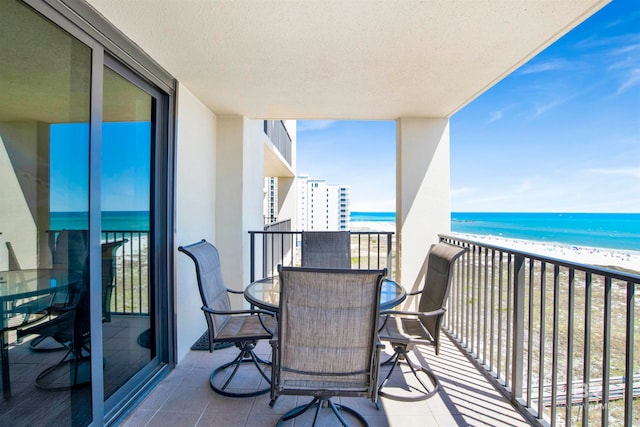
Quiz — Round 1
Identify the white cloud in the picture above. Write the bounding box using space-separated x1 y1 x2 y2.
297 120 337 132
488 111 503 123
533 95 574 116
615 68 640 95
519 59 570 75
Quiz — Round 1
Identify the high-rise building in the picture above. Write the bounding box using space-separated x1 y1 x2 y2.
297 175 350 231
264 177 278 224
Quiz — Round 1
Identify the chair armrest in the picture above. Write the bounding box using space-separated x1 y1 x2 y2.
407 289 423 296
201 306 274 317
380 308 446 317
226 288 244 295
201 306 275 335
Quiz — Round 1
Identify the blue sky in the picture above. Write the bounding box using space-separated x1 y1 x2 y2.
51 122 150 212
297 0 640 213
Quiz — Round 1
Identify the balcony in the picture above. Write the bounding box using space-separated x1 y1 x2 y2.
264 120 292 166
54 228 636 426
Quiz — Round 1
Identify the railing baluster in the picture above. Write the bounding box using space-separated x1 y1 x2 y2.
583 272 592 424
489 248 495 373
526 258 534 408
483 247 489 364
512 254 525 402
602 276 612 427
551 264 561 425
506 254 512 389
624 281 635 427
566 268 575 427
538 261 547 420
497 251 503 381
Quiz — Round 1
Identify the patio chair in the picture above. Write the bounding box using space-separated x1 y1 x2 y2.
101 240 127 323
178 239 276 397
270 265 386 426
24 238 125 352
17 257 91 390
377 241 468 401
301 231 351 268
16 240 127 389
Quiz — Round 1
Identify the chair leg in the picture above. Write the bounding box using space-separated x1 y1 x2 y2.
35 346 91 391
209 341 271 398
378 345 439 402
276 397 368 427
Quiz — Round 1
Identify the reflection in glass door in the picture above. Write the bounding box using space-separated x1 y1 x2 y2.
101 66 156 400
0 1 92 424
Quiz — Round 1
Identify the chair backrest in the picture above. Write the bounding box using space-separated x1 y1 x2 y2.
418 242 468 344
101 240 127 322
275 265 386 399
301 231 351 268
53 230 88 282
178 240 231 338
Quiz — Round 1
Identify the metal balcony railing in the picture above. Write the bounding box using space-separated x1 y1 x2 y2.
102 230 150 316
439 234 640 427
249 229 395 282
264 120 292 165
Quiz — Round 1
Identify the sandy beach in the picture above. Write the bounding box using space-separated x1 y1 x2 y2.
350 221 640 272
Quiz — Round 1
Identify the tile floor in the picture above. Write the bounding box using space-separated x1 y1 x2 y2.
120 333 533 426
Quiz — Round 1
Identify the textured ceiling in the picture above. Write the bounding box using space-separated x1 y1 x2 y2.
10 0 609 122
85 0 608 119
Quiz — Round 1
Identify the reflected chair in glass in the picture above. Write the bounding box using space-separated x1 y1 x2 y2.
377 242 468 401
17 240 126 390
301 231 351 268
17 258 91 390
178 239 276 397
270 265 386 426
25 229 88 352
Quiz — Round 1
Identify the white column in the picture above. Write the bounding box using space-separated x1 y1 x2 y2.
396 117 451 298
174 84 217 360
216 116 264 305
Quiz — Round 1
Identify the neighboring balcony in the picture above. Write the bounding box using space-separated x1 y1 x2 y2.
264 120 292 167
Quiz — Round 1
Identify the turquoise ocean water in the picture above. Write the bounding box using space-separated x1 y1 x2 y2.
51 211 149 231
53 211 640 252
351 211 640 252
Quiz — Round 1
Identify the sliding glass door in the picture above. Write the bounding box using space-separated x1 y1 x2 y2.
101 63 159 402
0 1 172 425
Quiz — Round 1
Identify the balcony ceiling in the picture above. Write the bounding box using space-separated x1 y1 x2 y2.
87 0 608 120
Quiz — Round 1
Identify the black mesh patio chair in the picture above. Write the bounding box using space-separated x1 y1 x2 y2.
24 238 125 352
301 231 351 268
17 258 91 390
178 239 276 397
17 240 126 389
101 240 127 322
377 242 468 401
270 265 386 426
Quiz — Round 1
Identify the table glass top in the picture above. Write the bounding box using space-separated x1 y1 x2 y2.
245 275 405 310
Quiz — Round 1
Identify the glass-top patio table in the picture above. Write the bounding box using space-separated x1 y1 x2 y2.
0 269 70 398
244 275 406 312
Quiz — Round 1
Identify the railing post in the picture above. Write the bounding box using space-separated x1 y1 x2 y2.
249 231 255 283
511 254 525 402
386 233 392 278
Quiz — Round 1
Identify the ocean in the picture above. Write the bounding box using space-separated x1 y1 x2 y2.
351 211 640 252
52 211 640 252
51 211 150 231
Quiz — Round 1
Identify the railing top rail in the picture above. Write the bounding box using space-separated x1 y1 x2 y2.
440 233 640 283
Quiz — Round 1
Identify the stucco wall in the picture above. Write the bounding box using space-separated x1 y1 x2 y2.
174 83 218 361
